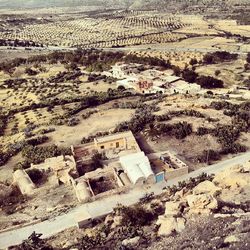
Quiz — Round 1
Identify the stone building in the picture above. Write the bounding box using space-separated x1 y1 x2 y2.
13 169 36 195
148 151 189 182
94 131 140 154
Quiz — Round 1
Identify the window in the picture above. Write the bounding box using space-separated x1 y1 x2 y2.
116 142 119 148
100 145 105 149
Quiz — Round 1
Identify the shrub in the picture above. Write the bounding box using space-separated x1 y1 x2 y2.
189 58 198 66
196 75 224 89
115 205 154 226
25 67 38 76
182 69 198 83
197 150 221 163
203 51 238 64
91 153 103 170
67 117 80 126
21 145 72 165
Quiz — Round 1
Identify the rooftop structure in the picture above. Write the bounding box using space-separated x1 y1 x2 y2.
94 130 141 155
120 151 155 185
13 169 36 195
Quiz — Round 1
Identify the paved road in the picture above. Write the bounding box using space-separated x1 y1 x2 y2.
0 152 250 249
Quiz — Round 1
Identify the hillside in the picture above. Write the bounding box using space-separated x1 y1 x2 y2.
8 161 250 249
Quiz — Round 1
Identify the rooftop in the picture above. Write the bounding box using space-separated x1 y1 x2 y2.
94 131 134 144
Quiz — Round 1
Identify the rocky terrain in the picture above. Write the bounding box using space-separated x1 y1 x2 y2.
150 162 250 249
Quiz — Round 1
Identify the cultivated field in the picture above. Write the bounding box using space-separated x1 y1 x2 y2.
1 10 249 50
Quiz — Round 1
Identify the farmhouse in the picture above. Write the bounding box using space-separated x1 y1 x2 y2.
114 63 196 94
12 131 188 204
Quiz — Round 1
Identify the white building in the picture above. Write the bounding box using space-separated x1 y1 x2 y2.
169 80 201 94
119 152 155 185
116 77 138 89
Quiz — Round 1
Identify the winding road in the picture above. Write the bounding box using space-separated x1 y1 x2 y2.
0 152 250 249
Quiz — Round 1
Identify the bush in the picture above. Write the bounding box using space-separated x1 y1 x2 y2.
25 67 38 76
197 150 221 163
246 52 250 64
115 104 156 133
215 70 221 76
67 117 80 126
115 205 154 226
155 122 193 139
20 145 72 166
189 58 198 66
203 51 238 64
196 75 224 89
182 69 198 83
91 153 103 170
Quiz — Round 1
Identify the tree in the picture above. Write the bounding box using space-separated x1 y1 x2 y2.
246 52 250 64
25 67 38 76
91 153 103 170
117 85 126 91
196 75 224 89
26 169 44 184
215 70 221 76
172 65 181 76
182 69 198 83
189 58 198 66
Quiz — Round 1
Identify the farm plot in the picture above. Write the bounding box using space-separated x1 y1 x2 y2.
0 12 189 48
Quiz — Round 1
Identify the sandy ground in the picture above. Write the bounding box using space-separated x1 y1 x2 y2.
195 58 248 87
49 108 135 147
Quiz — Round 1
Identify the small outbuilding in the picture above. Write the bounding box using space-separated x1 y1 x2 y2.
119 152 155 185
13 169 36 195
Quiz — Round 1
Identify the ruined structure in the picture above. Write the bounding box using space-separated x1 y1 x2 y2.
148 151 189 182
31 155 77 186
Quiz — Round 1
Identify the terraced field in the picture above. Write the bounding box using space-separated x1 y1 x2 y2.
0 12 188 48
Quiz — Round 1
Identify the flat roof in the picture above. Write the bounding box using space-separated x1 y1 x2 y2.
163 75 181 83
95 131 134 144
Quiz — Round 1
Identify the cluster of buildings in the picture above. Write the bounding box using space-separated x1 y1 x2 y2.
111 63 201 95
13 131 188 204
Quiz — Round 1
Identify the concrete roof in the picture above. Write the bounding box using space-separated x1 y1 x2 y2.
162 75 181 83
94 131 134 144
120 152 154 185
